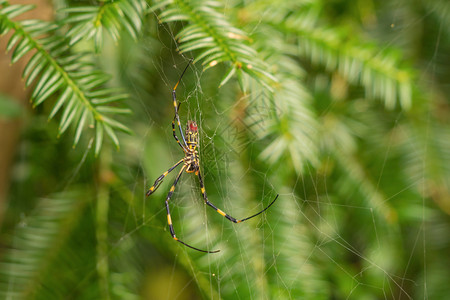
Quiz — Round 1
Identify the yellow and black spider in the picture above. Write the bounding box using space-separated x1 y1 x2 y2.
146 60 278 253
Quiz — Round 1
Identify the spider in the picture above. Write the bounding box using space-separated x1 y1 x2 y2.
146 60 278 253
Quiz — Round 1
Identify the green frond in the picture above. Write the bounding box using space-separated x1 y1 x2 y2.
295 22 412 109
62 0 147 51
252 76 319 173
245 3 413 110
0 2 132 155
153 0 277 89
0 192 87 299
246 48 319 173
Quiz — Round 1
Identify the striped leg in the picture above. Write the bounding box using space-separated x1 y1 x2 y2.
172 91 187 147
196 170 279 223
165 165 219 253
171 60 193 149
172 108 187 151
146 159 184 196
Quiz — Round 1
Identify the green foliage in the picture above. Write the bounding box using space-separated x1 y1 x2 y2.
0 1 132 155
62 0 147 51
0 192 88 299
153 0 277 89
246 1 413 109
1 0 449 299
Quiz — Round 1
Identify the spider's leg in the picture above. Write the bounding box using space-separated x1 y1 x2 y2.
146 159 184 196
172 90 187 147
172 60 193 149
196 170 278 223
172 105 187 151
238 194 279 222
165 164 219 253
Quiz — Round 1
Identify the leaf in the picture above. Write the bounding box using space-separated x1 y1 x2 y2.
25 60 47 87
102 116 133 135
219 66 236 87
33 78 63 107
11 38 33 63
6 32 21 52
91 94 128 104
103 123 120 149
59 102 79 134
32 72 62 103
48 87 72 120
0 4 34 18
23 51 43 78
73 109 89 147
31 67 55 99
96 106 132 114
95 122 104 156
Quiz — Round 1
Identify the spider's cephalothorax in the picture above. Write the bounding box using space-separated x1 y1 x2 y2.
146 60 278 253
185 120 198 149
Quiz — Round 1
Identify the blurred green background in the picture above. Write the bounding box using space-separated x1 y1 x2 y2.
0 0 449 299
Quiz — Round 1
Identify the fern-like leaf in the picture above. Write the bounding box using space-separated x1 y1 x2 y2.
0 3 132 155
246 3 413 109
153 0 277 89
0 193 87 299
62 0 147 51
296 23 413 110
246 45 319 172
251 76 319 173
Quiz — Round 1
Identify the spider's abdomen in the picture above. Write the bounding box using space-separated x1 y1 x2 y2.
184 150 200 173
184 152 199 173
185 163 198 173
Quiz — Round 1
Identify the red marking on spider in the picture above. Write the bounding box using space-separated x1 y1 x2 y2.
189 121 198 132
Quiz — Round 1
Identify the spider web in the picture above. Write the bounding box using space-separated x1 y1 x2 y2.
115 21 415 300
2 1 448 300
86 3 442 299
